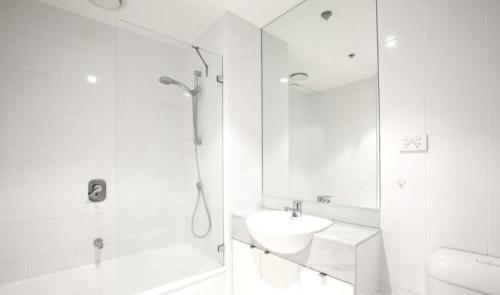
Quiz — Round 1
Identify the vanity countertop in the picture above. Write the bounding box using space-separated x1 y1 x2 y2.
232 208 379 246
232 209 381 284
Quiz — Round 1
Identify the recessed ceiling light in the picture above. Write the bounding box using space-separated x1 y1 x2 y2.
280 78 289 84
87 75 98 84
289 72 308 81
88 0 123 10
321 10 333 21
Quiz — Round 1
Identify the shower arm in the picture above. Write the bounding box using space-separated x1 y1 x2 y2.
192 45 208 77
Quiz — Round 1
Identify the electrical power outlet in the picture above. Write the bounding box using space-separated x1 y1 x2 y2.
400 135 428 152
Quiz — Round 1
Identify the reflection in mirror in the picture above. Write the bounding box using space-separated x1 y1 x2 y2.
262 0 379 209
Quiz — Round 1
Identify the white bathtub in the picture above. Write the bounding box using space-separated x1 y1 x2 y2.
0 244 224 295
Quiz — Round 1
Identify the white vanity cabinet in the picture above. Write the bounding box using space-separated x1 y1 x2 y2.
232 240 261 295
232 240 354 295
232 213 381 295
260 250 300 295
299 267 354 295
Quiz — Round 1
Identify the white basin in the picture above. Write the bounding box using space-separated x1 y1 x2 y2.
246 211 333 254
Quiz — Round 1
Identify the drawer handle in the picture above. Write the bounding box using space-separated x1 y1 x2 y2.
319 272 327 277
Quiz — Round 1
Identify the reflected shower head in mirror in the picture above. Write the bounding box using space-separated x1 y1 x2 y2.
158 76 198 97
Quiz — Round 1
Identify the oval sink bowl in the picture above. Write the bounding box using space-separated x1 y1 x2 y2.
246 211 333 255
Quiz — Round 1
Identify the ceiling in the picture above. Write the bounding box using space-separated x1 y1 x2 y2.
264 0 378 91
36 0 303 44
37 0 377 91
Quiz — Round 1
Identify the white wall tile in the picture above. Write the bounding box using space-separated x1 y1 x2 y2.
116 210 150 242
489 112 500 194
423 0 485 78
95 212 118 244
0 0 27 35
64 181 96 216
488 194 500 257
486 0 500 108
382 236 427 294
0 223 28 263
24 32 65 77
378 5 425 140
0 0 226 289
487 0 500 195
380 139 427 192
28 72 64 112
0 69 28 108
66 248 94 269
378 0 424 41
0 32 25 70
0 147 27 187
427 191 488 253
379 1 500 294
224 14 262 213
381 189 426 243
28 253 67 278
22 181 65 220
0 260 28 285
27 219 66 257
65 215 95 252
425 72 486 137
0 105 29 147
23 0 66 36
427 136 488 193
0 186 23 224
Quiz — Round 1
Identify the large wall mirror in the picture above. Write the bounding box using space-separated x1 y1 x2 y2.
262 0 379 209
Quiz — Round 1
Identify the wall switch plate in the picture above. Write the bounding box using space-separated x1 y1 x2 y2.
400 135 428 152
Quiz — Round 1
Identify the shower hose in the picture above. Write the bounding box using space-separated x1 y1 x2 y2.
190 102 212 238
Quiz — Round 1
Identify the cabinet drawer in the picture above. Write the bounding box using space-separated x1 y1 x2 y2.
299 267 354 295
232 240 261 295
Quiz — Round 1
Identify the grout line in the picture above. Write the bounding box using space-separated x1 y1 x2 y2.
483 0 490 256
421 0 431 293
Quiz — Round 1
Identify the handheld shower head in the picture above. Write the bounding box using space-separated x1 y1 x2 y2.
159 76 198 97
158 76 174 85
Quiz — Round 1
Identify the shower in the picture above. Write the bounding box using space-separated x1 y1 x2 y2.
159 76 199 97
158 71 212 238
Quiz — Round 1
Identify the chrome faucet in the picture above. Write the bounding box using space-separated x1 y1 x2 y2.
285 200 303 217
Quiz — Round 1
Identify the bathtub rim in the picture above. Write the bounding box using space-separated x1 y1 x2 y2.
137 266 226 295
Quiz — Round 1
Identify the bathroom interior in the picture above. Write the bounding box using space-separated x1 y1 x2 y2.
0 0 499 294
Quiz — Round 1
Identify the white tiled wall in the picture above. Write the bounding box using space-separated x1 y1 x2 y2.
0 0 224 286
0 0 118 285
224 14 263 214
194 12 263 215
378 0 500 294
115 25 191 254
194 12 263 295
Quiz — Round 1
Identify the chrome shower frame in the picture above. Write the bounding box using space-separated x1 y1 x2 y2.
190 70 211 238
192 70 202 146
158 70 212 238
